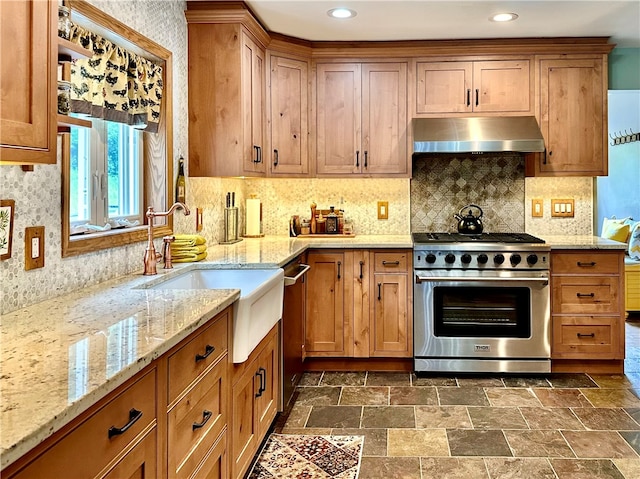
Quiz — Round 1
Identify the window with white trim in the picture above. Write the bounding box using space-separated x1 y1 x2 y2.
69 119 143 233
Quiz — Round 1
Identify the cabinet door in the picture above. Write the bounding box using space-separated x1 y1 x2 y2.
361 63 408 175
316 63 361 175
415 61 472 114
0 0 56 164
538 58 606 176
305 251 350 355
230 363 258 479
241 32 266 175
473 60 531 113
255 330 279 436
269 55 309 175
98 428 157 479
370 273 411 357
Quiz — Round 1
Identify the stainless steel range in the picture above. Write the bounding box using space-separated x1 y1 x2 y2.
413 232 551 374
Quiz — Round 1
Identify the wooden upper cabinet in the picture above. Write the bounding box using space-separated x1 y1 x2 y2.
415 59 532 116
315 61 408 176
268 54 309 176
0 0 56 164
535 56 607 176
187 19 267 177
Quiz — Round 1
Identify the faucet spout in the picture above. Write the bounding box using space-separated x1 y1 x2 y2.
143 202 191 275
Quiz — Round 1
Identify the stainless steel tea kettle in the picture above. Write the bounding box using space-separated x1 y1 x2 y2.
454 204 484 234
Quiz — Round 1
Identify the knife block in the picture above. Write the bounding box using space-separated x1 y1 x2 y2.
220 207 241 244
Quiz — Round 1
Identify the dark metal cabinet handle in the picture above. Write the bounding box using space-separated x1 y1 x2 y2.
192 410 212 431
577 261 596 267
576 293 595 298
475 89 479 106
255 369 264 397
108 408 142 439
273 149 279 167
253 145 259 163
466 89 471 107
257 146 262 163
195 344 215 362
359 260 364 279
364 151 368 168
577 333 596 338
355 150 360 167
377 283 382 301
382 260 400 266
543 150 547 165
337 261 341 279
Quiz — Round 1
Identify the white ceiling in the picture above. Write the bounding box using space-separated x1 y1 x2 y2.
244 0 640 48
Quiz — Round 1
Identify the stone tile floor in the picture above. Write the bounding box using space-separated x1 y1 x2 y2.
272 318 640 478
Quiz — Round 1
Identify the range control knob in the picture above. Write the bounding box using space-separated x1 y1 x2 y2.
445 253 456 264
461 253 472 264
494 253 505 265
510 254 522 265
527 254 539 265
426 253 437 264
477 254 489 265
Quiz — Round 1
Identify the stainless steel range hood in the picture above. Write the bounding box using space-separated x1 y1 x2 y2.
413 116 545 153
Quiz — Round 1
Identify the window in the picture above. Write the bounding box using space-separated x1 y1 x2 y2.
69 119 143 231
61 0 173 258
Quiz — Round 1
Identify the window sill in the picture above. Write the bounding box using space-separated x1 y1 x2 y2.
62 224 173 258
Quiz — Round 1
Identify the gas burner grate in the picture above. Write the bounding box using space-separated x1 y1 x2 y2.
412 232 545 244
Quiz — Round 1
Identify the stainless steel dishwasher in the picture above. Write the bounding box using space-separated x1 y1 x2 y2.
280 255 310 410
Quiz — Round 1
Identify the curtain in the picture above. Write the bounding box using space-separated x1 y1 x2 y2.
68 24 163 133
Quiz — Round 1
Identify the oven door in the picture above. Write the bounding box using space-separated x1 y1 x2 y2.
414 269 550 363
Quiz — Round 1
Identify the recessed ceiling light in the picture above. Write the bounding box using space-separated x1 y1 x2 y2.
490 12 519 22
327 8 357 19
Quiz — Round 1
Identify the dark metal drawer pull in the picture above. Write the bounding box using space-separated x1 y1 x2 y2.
195 344 215 362
382 260 400 266
108 408 142 439
577 261 597 267
576 293 595 298
378 283 382 301
273 149 279 167
337 261 341 279
359 260 364 279
192 410 213 431
577 333 595 338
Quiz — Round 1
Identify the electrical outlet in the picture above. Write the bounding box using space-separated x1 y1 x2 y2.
551 199 575 217
25 226 45 270
196 207 203 232
532 199 543 217
377 201 389 220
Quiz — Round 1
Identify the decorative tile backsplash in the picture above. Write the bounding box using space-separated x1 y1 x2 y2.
410 154 526 233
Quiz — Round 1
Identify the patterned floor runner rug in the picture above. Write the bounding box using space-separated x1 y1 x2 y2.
248 434 364 478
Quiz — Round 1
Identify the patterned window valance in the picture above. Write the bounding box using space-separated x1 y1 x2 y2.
69 24 163 133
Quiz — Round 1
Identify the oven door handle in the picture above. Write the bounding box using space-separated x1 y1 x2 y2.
415 275 549 285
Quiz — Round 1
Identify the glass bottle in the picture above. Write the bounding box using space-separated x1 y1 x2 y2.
175 157 186 203
326 206 339 234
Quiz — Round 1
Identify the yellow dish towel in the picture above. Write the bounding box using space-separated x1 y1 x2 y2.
173 234 206 247
172 251 208 263
171 244 208 256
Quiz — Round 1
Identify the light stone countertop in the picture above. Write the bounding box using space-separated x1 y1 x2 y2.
540 234 628 250
0 234 412 469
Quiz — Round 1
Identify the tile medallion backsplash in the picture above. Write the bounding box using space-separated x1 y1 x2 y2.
410 154 526 233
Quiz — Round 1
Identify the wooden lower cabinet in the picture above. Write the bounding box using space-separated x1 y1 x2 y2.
4 307 235 479
551 250 625 369
231 324 280 479
306 249 412 359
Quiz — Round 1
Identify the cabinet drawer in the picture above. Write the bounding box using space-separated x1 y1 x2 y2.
373 251 409 272
168 310 228 402
552 252 621 275
168 359 227 479
552 276 620 314
191 429 228 479
552 316 617 358
12 369 157 479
